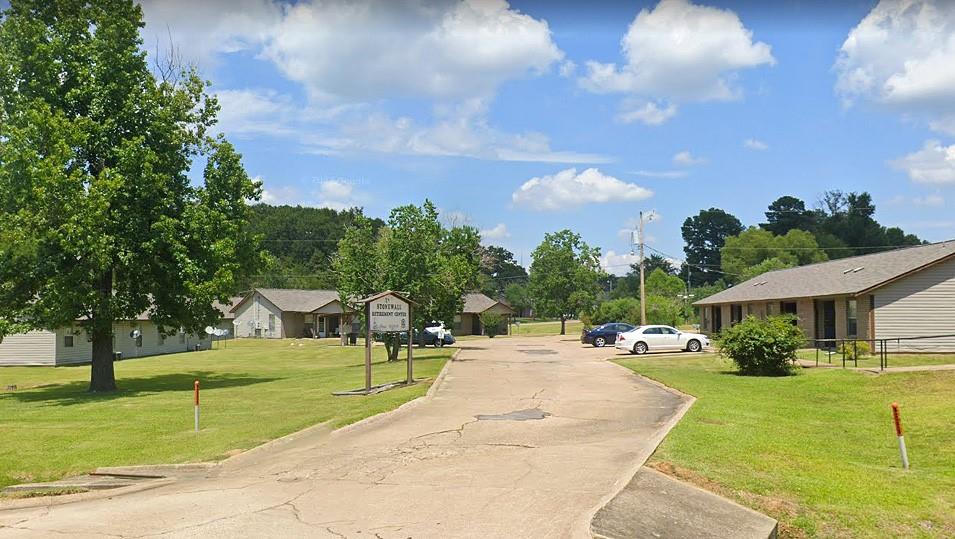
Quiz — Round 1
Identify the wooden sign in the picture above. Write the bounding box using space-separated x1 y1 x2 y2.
369 294 410 333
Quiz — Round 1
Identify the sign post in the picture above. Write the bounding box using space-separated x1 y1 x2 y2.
350 290 415 395
194 379 200 434
407 303 414 385
364 302 372 392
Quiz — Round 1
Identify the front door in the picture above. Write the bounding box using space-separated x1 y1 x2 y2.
816 300 836 342
712 306 722 333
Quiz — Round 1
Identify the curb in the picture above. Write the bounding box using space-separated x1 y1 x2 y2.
331 347 458 438
580 361 697 538
0 478 175 512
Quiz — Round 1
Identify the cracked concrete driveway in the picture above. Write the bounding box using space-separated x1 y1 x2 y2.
0 336 689 538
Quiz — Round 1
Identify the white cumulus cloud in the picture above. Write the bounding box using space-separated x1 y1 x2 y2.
580 0 774 124
836 0 955 133
891 141 955 184
139 1 598 163
480 223 511 241
600 250 640 276
617 100 678 126
744 138 769 151
262 0 562 102
512 168 653 211
673 151 706 166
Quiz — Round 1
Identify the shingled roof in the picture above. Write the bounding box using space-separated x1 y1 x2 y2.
462 292 514 314
694 240 955 306
233 288 341 313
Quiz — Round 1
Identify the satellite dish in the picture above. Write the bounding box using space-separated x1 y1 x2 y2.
214 328 229 337
130 329 141 339
204 326 215 335
232 319 240 327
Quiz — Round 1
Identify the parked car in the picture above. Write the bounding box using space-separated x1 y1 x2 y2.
581 323 636 347
614 325 710 355
398 328 456 347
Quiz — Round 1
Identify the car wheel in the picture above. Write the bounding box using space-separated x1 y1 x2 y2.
593 336 606 348
633 342 648 355
686 339 701 353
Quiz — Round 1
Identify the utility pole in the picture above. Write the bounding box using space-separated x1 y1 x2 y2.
637 211 654 325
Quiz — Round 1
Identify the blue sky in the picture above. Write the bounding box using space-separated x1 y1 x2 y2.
136 0 955 273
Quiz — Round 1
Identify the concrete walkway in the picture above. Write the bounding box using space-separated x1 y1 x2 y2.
0 336 691 538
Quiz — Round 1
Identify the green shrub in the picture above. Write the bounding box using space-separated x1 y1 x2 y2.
580 312 593 330
718 315 803 376
836 341 871 360
479 312 505 338
592 297 641 325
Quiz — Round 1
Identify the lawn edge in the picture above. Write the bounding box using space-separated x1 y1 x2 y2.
581 358 698 538
0 348 459 511
330 347 458 438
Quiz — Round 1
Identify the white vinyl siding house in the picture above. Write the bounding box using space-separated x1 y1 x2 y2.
0 332 57 366
873 256 955 351
0 321 211 367
232 291 285 338
230 289 351 339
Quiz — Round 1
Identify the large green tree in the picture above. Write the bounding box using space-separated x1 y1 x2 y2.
681 208 743 286
528 230 604 335
333 201 481 360
477 245 528 297
0 0 263 391
721 228 828 281
761 195 818 236
247 205 384 289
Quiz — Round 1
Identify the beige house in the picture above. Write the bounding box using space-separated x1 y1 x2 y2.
454 293 516 336
694 240 955 351
230 288 352 339
0 316 212 367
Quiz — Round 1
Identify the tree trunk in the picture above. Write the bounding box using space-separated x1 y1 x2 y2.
560 315 566 336
88 271 116 392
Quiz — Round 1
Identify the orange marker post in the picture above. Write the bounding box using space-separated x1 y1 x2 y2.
891 402 909 470
194 380 200 434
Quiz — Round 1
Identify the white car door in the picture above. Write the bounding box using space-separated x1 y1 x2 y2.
659 327 682 350
641 327 663 349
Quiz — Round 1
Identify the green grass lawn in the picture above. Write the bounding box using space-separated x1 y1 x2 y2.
616 353 955 538
0 339 453 489
796 349 955 369
511 319 583 337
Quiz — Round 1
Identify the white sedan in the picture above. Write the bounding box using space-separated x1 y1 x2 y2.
614 325 710 355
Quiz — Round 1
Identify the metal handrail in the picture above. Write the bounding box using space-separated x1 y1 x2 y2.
808 333 955 371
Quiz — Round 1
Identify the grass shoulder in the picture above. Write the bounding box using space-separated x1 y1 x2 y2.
615 353 955 538
0 339 454 489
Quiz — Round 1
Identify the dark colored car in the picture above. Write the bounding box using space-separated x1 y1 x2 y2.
398 329 456 347
581 323 636 347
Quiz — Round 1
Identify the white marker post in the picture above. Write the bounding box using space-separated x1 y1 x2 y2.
194 380 200 434
891 402 909 470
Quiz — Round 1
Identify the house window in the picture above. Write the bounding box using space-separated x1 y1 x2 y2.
780 302 798 326
268 314 276 332
847 299 858 338
64 335 74 348
179 332 186 344
766 302 774 316
730 304 743 325
135 334 143 347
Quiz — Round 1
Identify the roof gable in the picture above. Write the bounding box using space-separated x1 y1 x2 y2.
462 292 515 314
695 240 955 305
246 288 341 313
